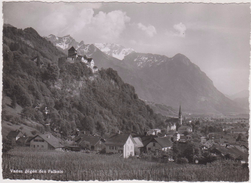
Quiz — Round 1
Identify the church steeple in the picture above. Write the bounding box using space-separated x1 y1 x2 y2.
178 104 182 125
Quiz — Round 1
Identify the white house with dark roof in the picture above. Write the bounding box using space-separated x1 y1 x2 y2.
105 133 135 158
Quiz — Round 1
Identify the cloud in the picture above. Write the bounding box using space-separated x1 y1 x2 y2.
166 22 186 38
38 6 130 42
91 10 131 40
137 23 157 37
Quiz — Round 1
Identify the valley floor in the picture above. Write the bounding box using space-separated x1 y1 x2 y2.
2 147 249 181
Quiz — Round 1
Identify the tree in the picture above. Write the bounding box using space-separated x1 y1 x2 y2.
83 116 95 134
42 63 59 83
97 121 107 137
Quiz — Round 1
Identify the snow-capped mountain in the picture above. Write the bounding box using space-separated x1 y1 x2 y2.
94 43 134 60
46 35 134 60
46 34 99 57
46 34 80 50
45 34 246 115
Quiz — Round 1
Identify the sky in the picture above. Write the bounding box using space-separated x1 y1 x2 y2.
3 2 250 96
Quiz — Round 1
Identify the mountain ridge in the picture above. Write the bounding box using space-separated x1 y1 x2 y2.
45 34 247 115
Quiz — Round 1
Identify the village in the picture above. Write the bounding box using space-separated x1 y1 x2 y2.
4 102 248 166
3 46 249 165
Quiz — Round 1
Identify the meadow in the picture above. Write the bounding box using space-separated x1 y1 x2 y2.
2 147 249 181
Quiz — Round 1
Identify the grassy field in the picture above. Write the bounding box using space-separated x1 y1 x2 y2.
2 147 249 181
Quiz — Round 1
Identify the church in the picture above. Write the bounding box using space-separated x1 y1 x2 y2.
166 105 183 132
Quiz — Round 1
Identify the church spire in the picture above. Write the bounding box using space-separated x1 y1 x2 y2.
178 104 182 125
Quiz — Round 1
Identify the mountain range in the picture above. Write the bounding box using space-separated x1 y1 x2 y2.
2 25 167 137
46 34 247 115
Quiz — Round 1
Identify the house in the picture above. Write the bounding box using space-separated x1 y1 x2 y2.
173 132 180 142
30 133 64 150
16 136 34 146
141 135 157 153
6 130 25 146
178 125 192 134
68 46 77 58
105 133 135 158
147 129 161 136
146 136 173 155
202 140 214 149
74 134 105 152
166 121 176 132
210 144 248 163
133 137 144 155
179 134 192 143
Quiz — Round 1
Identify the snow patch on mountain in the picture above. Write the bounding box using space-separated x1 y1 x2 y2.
94 43 134 60
132 54 167 68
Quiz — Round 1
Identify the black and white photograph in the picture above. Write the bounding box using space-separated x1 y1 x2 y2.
1 0 250 181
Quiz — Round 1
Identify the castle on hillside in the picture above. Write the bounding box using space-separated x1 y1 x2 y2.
66 46 97 73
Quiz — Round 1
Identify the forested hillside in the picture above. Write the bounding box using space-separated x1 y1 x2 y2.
2 25 166 137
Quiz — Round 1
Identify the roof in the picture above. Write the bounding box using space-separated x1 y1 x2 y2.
75 134 102 146
141 135 157 146
133 137 144 148
7 130 21 139
105 133 133 146
212 144 248 161
31 133 63 148
68 46 76 51
154 137 173 148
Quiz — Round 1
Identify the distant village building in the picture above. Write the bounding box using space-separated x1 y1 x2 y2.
74 134 105 152
105 133 135 158
166 121 176 132
173 132 180 142
146 129 161 136
30 133 63 150
145 136 173 155
178 126 192 134
179 134 192 143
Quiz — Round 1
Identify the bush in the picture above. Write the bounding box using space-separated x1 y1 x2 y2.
177 157 189 164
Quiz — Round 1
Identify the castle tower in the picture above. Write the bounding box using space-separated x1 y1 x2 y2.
178 104 182 125
68 46 77 59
